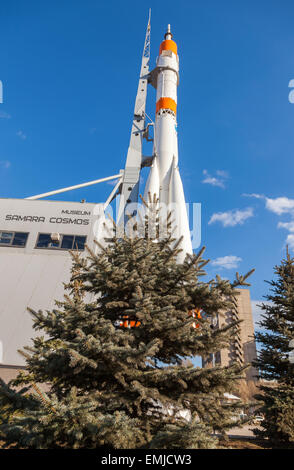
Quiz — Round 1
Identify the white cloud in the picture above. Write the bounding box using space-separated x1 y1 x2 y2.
208 207 254 227
278 221 294 232
0 111 11 119
0 160 11 169
202 169 229 189
244 194 294 248
16 130 26 140
278 222 294 249
216 170 229 178
211 255 242 269
245 193 294 216
285 234 294 250
265 197 294 215
243 193 264 200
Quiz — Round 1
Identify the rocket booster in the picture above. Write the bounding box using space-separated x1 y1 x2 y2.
144 25 192 261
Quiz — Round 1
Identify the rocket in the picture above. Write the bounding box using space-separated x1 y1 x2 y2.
144 25 193 261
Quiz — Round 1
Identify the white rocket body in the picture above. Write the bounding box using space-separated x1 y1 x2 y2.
144 26 192 262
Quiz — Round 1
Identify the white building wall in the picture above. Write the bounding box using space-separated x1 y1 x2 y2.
0 198 104 368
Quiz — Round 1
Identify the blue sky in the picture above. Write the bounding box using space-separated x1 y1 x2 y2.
1 0 294 327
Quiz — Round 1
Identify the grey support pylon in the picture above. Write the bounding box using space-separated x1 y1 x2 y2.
117 11 151 229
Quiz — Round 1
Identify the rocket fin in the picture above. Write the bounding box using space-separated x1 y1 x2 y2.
143 156 160 203
169 158 193 261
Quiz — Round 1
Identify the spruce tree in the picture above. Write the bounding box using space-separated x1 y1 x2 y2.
0 202 253 449
253 248 294 445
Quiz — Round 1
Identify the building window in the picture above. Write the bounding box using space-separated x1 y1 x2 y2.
0 231 29 247
35 233 86 251
36 234 60 249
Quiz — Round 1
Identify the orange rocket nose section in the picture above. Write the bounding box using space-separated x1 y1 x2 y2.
156 97 177 114
159 39 177 56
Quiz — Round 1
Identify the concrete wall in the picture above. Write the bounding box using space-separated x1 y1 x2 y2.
235 288 258 381
217 288 258 381
0 365 25 383
202 288 258 388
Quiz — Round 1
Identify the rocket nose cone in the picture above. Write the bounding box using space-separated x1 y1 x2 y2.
164 24 173 39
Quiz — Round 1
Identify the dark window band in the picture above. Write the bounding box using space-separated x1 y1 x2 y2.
35 233 86 251
0 231 29 247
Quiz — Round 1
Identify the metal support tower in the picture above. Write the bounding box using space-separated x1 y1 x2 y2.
117 12 151 226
